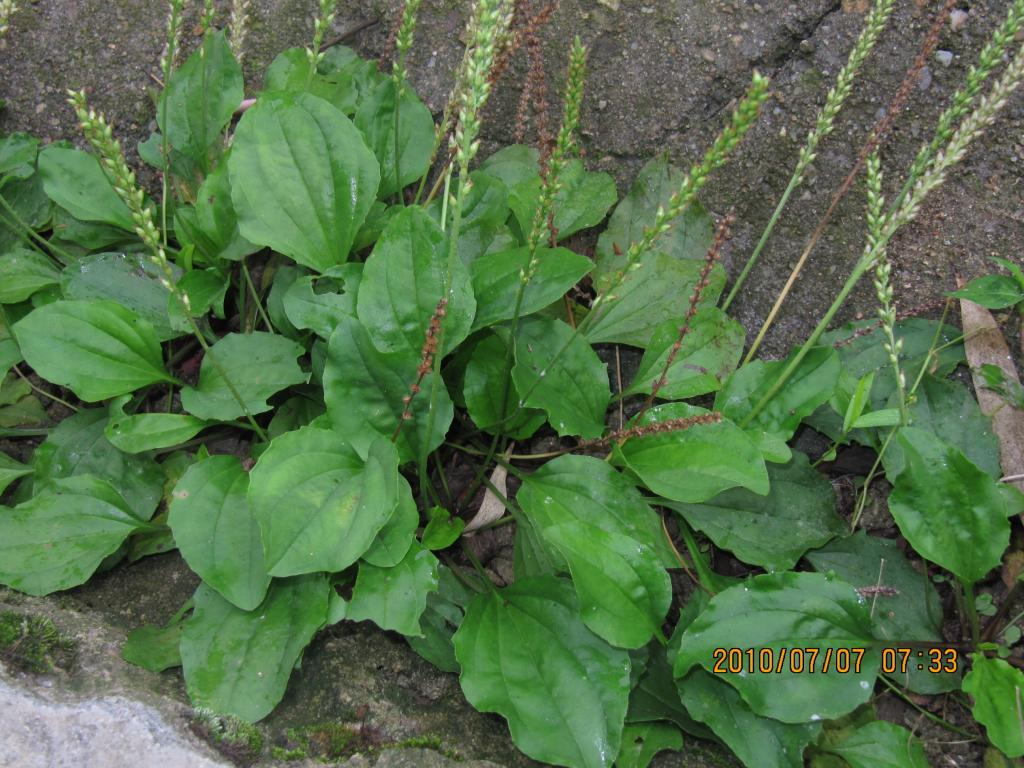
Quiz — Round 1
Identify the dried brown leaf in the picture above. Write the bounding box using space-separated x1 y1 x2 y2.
960 296 1024 501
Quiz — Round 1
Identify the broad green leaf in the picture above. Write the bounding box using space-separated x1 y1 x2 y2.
14 300 171 401
888 427 1010 584
883 375 1000 479
267 395 325 439
0 451 32 496
507 159 617 242
821 720 929 768
181 576 329 723
614 403 769 503
949 274 1024 309
354 79 434 197
263 46 386 115
512 316 610 439
674 572 880 723
470 246 593 330
627 642 712 738
157 31 243 174
105 399 208 454
169 455 270 611
516 454 677 569
805 531 956 694
812 319 963 441
37 146 133 230
61 252 180 341
324 314 452 463
32 409 164 521
0 476 144 595
167 269 230 334
421 506 465 551
347 541 439 636
50 207 133 253
480 147 617 242
426 171 510 236
0 247 60 303
715 346 840 456
584 254 725 348
676 668 820 768
282 265 360 338
964 654 1024 758
463 331 545 439
249 427 399 576
229 91 380 272
662 452 843 571
594 155 715 287
0 133 38 179
175 159 257 263
615 723 683 768
180 332 308 421
542 520 672 649
122 622 184 673
624 308 744 399
407 564 473 673
453 576 630 768
0 173 52 253
356 206 475 356
362 475 418 567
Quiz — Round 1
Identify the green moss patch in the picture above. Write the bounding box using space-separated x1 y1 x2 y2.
0 611 75 673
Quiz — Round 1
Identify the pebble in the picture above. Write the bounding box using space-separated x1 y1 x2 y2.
799 39 814 54
935 50 953 67
700 48 716 63
950 9 968 32
917 66 932 92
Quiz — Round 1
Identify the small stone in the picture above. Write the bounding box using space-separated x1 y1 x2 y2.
917 66 932 92
34 103 45 114
700 48 716 63
935 50 953 67
799 39 814 54
949 9 968 32
640 5 654 12
598 99 608 110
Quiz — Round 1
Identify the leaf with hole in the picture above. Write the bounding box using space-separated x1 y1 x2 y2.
181 576 329 723
453 576 630 768
14 299 172 402
615 723 683 768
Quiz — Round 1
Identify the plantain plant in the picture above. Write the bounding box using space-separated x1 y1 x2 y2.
1 0 1024 766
